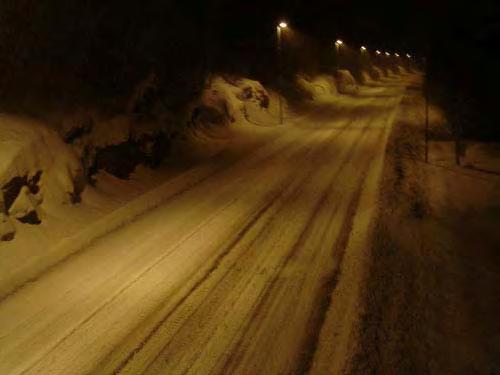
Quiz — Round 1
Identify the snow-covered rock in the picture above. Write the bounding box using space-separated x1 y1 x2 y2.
335 69 359 95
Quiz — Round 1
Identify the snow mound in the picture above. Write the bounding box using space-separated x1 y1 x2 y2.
192 76 273 128
335 70 359 95
372 66 385 78
396 65 407 75
296 74 338 99
361 71 374 83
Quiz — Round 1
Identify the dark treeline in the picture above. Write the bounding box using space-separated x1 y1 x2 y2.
0 0 498 140
0 1 205 115
0 1 300 117
426 0 500 140
0 0 409 118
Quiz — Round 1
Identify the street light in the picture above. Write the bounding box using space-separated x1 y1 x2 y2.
360 46 367 51
376 50 381 55
335 39 343 46
406 53 411 58
395 53 400 57
276 21 288 125
385 52 390 56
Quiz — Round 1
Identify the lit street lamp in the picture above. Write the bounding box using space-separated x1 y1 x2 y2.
276 21 288 53
395 53 400 57
276 21 288 125
376 50 381 55
406 53 411 58
360 46 367 52
385 52 390 56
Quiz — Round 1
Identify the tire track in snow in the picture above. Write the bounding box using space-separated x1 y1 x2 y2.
143 130 345 374
102 115 361 374
105 131 329 375
142 112 376 375
297 106 395 375
220 112 382 375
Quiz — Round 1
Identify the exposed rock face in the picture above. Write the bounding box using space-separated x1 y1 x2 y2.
2 176 27 213
1 171 42 213
8 185 42 225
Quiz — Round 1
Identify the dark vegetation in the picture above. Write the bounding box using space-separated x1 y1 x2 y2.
0 0 497 137
0 0 408 119
425 1 500 141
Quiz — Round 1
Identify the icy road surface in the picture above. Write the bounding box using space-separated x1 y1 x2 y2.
0 78 409 374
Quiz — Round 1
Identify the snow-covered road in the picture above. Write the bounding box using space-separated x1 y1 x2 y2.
0 79 408 374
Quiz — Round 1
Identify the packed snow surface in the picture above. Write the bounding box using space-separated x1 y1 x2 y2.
0 71 416 374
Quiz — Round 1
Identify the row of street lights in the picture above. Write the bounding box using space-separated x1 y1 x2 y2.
277 21 413 60
335 38 412 59
275 21 414 124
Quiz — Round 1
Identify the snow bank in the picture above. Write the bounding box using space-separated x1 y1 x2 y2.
0 115 82 239
335 70 359 95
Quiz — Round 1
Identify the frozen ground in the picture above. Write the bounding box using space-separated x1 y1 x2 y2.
2 72 492 374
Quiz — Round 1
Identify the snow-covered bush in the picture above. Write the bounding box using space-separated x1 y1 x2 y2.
296 74 338 99
0 115 83 238
335 69 359 95
190 76 272 127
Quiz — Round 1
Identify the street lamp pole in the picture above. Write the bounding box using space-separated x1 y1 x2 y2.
277 22 287 125
424 57 429 163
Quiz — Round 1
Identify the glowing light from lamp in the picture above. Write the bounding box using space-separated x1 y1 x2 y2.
376 50 381 55
361 46 367 51
278 22 288 29
335 39 343 46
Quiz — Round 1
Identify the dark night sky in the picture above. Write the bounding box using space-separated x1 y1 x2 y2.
1 0 498 137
